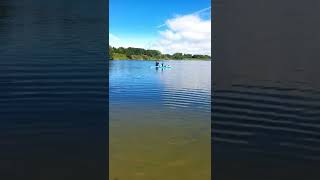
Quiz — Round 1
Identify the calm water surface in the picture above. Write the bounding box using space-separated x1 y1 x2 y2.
109 60 211 180
0 0 107 178
213 1 320 177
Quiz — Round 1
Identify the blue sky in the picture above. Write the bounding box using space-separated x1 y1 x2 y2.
109 0 211 55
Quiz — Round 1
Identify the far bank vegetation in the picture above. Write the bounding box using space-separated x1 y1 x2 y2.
109 46 211 60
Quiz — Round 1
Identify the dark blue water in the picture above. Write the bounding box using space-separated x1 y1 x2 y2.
0 0 107 178
213 0 320 179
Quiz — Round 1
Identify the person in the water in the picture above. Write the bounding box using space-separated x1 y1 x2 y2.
161 62 164 67
155 61 159 67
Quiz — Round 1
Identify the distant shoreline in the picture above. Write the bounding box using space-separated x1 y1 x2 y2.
109 59 211 61
109 46 212 61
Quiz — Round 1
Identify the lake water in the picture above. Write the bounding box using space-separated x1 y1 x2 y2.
0 0 107 178
109 60 211 180
213 62 320 178
213 0 320 178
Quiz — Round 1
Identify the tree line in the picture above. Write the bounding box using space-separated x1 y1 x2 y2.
109 46 211 60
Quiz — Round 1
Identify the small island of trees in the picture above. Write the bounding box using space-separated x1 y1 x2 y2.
109 46 211 60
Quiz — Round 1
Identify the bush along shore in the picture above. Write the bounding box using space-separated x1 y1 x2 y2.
109 46 211 60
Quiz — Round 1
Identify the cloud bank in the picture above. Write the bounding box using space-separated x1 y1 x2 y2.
151 9 211 55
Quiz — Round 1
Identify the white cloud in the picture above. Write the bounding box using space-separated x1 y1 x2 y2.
109 33 120 42
151 8 211 55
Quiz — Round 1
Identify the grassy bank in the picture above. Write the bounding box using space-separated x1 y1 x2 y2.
109 46 211 60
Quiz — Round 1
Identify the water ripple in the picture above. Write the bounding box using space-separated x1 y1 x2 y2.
213 84 320 160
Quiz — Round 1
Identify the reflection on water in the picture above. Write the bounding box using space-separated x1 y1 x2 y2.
159 61 211 91
110 60 211 180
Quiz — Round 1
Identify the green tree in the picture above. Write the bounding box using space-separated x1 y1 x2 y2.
108 46 114 60
108 45 212 60
172 53 183 59
184 54 193 59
